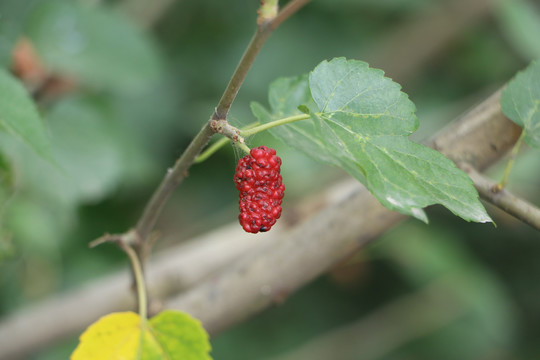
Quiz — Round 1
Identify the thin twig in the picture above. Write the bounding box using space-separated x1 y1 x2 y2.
194 122 260 164
135 123 214 246
240 113 310 137
119 242 148 321
212 0 312 120
461 163 540 231
268 0 311 30
88 233 119 248
211 30 270 120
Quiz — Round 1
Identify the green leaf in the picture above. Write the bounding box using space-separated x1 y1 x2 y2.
0 151 13 208
25 0 163 93
0 0 33 68
0 153 14 263
0 68 53 161
72 311 212 360
25 95 125 204
0 232 14 263
495 0 540 61
0 152 15 263
500 60 540 148
252 58 491 223
145 310 212 360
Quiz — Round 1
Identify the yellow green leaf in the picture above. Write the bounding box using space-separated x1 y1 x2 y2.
71 312 140 360
71 311 212 360
144 310 212 360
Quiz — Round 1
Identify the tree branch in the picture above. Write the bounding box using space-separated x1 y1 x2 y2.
134 123 215 245
212 0 311 120
461 162 540 231
267 0 311 31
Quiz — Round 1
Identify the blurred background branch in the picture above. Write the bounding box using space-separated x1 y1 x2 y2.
268 278 469 360
462 163 540 231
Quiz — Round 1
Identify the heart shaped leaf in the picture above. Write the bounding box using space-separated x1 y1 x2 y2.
71 311 212 360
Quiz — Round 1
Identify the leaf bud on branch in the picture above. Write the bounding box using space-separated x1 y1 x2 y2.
209 119 250 154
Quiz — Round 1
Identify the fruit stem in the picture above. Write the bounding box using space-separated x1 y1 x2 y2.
194 136 231 163
236 142 251 155
195 112 311 162
240 113 311 137
195 121 260 163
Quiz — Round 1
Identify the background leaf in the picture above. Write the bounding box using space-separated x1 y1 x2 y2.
253 58 491 223
0 0 33 68
25 0 163 93
0 152 15 263
72 310 212 360
0 68 53 161
495 0 540 61
44 96 124 203
500 60 540 148
1 95 127 207
0 152 13 206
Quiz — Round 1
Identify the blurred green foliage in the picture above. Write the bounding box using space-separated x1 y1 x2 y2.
26 0 164 93
0 68 53 161
0 0 539 359
496 0 540 61
501 60 540 148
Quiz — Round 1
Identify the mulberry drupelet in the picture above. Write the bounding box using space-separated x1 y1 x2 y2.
233 146 285 233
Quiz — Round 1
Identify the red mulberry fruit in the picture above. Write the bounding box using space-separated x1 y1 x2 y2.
234 146 285 233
